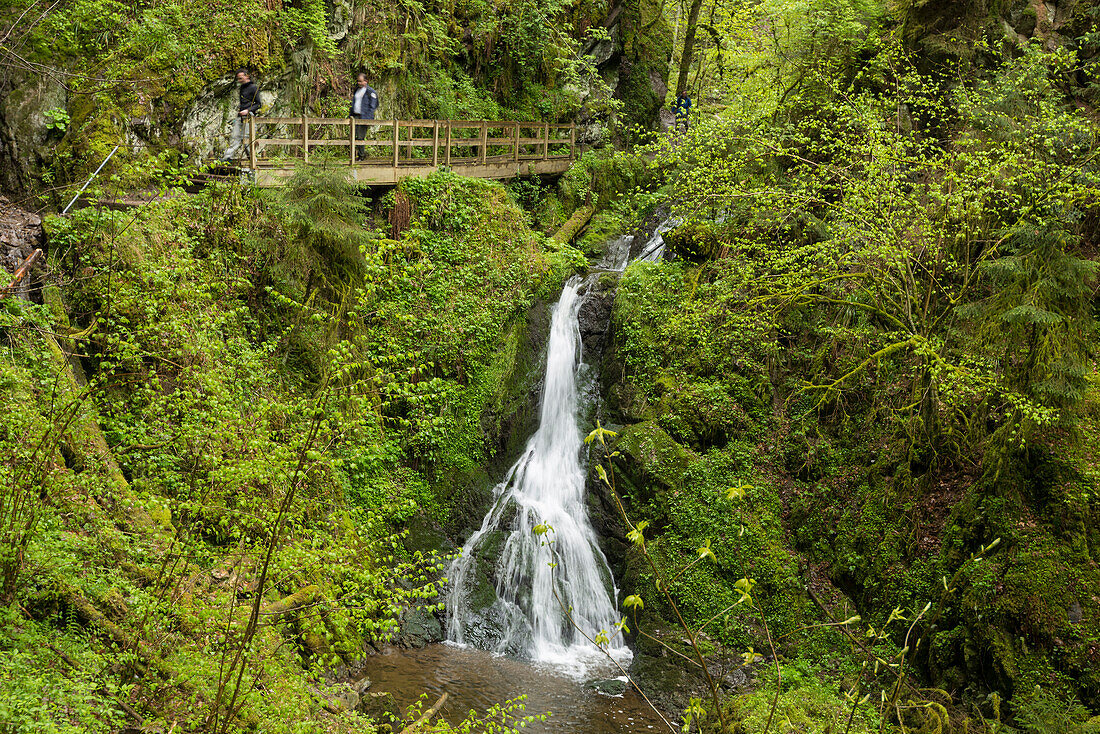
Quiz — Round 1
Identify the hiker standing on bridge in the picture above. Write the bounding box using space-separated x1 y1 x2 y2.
220 69 262 162
350 73 379 160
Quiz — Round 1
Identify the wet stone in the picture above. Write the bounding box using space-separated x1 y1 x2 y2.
721 668 748 690
586 677 628 696
397 605 443 648
335 690 359 710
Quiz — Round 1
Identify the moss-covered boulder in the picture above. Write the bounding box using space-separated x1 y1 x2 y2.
612 421 696 500
663 221 724 263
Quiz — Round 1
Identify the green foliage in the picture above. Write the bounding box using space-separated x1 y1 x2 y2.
1012 686 1100 734
611 260 774 431
267 159 369 269
559 148 653 212
0 162 563 730
652 44 1099 474
0 609 125 733
601 6 1100 722
727 662 879 734
372 171 555 472
43 108 70 133
0 302 82 605
277 0 338 57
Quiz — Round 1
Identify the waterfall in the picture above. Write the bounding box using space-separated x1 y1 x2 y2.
446 277 630 676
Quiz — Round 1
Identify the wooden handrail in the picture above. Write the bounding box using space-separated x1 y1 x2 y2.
244 117 576 182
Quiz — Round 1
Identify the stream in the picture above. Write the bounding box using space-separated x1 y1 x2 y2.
362 644 670 733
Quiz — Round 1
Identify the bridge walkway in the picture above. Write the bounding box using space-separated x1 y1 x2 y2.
236 117 577 186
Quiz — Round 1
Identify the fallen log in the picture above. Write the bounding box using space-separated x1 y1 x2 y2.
550 206 595 246
2 248 42 297
261 585 322 619
58 581 175 680
399 692 448 734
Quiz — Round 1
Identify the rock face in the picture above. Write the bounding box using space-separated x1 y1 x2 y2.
180 69 306 161
328 0 353 41
357 690 402 727
396 605 445 649
0 70 66 195
334 689 360 710
577 276 615 358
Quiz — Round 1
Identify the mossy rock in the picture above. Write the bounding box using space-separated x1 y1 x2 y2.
652 374 762 451
1015 4 1037 35
401 512 452 556
663 221 723 263
302 631 331 657
612 421 695 498
472 529 509 571
466 570 499 614
358 691 402 731
397 605 444 648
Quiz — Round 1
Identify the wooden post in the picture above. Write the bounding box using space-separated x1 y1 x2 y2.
569 124 576 160
513 122 520 163
249 115 257 170
301 113 309 163
349 117 356 167
432 121 439 167
542 122 549 160
445 122 451 166
392 119 399 169
479 121 487 165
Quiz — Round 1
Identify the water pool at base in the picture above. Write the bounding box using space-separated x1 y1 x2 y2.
359 644 672 733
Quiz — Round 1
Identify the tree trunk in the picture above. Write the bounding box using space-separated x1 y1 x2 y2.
675 0 705 95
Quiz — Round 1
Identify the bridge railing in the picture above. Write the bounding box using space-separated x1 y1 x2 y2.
245 117 576 170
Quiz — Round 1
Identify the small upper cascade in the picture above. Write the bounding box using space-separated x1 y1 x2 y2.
637 217 681 262
446 277 629 677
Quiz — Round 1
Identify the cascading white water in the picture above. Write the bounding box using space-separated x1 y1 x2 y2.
447 277 630 677
637 217 680 262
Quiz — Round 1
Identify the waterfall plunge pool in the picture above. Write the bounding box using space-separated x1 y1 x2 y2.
358 643 672 733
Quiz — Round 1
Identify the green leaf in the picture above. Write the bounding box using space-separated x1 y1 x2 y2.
697 539 716 563
725 483 748 500
596 464 611 488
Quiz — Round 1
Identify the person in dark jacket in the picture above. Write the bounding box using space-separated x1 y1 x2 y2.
221 69 262 161
674 91 692 131
350 73 380 160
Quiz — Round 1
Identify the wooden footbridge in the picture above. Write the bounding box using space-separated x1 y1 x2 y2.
234 117 577 186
